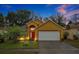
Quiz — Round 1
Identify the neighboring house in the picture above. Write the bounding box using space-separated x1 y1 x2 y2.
26 19 65 41
65 23 79 40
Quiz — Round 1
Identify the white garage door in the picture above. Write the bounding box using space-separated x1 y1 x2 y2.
39 31 60 41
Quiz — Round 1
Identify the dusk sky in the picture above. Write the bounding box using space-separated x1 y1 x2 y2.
0 4 79 18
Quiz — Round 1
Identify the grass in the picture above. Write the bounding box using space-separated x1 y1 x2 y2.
0 41 39 49
0 41 39 54
0 41 23 48
64 40 79 48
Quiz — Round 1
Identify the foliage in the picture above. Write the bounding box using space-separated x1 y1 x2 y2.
0 41 23 48
48 14 65 27
33 41 39 48
66 25 70 29
6 25 26 43
0 40 39 49
5 10 33 26
0 26 26 42
73 35 78 40
0 25 26 43
0 13 4 27
16 10 32 26
6 12 17 26
0 30 8 43
63 32 69 39
49 16 57 23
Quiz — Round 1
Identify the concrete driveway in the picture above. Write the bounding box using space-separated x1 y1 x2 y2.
38 41 79 54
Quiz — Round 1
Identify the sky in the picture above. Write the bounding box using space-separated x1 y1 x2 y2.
0 4 79 18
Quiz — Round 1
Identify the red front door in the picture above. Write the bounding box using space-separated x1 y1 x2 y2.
30 32 35 41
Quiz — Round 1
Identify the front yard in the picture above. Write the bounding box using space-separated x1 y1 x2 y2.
0 41 39 49
0 40 39 53
64 40 79 48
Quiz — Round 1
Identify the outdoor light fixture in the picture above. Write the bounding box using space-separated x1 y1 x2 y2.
30 25 36 31
19 37 24 40
30 27 35 31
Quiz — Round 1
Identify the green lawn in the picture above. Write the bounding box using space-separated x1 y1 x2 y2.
0 42 23 48
0 41 39 49
0 41 39 54
64 40 79 48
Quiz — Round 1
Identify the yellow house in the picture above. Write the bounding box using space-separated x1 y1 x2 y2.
26 19 65 41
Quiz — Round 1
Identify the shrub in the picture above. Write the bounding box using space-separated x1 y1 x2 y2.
73 35 78 40
6 25 26 43
63 32 69 40
0 34 4 43
0 30 8 43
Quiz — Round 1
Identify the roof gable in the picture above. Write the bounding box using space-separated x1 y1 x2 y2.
33 19 43 25
26 19 43 26
49 20 65 29
36 20 65 30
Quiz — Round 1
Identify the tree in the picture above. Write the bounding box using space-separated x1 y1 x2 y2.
72 14 78 23
5 10 37 26
0 12 4 27
16 10 32 26
48 14 65 27
6 12 17 26
56 14 63 24
49 16 57 23
44 17 49 22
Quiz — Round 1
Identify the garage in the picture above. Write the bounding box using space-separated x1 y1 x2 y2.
39 31 60 41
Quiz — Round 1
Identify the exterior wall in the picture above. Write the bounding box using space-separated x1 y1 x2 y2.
26 20 43 41
61 30 64 40
35 30 38 41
